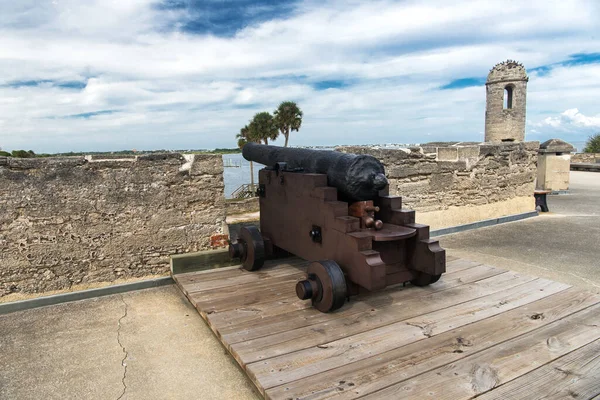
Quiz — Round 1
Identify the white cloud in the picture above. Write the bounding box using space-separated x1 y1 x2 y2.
538 109 600 129
0 0 599 152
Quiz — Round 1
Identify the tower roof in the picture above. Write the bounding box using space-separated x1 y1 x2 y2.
487 60 528 83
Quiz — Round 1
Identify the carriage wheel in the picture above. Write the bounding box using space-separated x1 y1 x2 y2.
296 260 347 313
228 226 265 271
410 271 441 287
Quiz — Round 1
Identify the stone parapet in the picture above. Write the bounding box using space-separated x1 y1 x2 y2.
571 153 600 163
337 142 538 213
0 154 226 297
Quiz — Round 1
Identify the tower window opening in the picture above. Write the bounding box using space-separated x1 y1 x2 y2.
504 86 513 109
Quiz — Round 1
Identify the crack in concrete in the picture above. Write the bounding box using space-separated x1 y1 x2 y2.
116 294 129 400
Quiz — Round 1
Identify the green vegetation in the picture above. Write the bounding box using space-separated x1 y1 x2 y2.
235 101 303 148
274 101 303 147
236 125 251 149
233 102 303 196
249 112 279 145
236 111 280 147
10 150 36 158
209 148 241 154
584 133 600 153
0 150 10 157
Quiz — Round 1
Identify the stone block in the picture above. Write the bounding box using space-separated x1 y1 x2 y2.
537 153 572 191
457 146 480 167
189 154 224 176
437 147 458 161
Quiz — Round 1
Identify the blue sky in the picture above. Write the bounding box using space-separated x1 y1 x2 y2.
0 0 599 153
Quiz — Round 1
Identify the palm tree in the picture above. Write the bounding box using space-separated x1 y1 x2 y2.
274 101 303 147
584 133 600 153
249 112 279 145
236 125 250 149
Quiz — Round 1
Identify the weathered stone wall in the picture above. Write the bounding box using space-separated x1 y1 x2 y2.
225 197 260 216
571 153 600 163
0 154 226 297
337 142 538 227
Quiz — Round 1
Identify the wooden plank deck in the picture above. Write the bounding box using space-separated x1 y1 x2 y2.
173 256 600 400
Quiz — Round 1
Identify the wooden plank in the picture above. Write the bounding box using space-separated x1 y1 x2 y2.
361 302 600 399
476 339 600 400
207 259 490 331
246 277 568 391
265 288 600 400
188 271 306 304
191 274 307 315
446 254 458 262
401 278 569 337
224 264 507 347
170 248 236 275
207 297 311 331
174 257 305 286
173 265 245 288
174 264 242 280
179 260 307 294
215 262 500 335
442 258 482 273
233 271 523 370
177 255 469 286
229 270 524 360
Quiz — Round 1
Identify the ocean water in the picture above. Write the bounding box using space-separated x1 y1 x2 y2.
222 153 262 198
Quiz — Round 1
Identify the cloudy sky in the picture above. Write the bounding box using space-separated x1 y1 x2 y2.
0 0 599 153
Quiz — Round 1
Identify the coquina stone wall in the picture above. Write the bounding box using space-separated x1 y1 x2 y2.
225 197 260 216
571 153 599 163
0 153 226 297
338 142 538 228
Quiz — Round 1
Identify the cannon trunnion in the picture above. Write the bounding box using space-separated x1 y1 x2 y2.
230 143 446 313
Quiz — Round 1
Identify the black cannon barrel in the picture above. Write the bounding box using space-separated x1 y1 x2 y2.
242 143 388 202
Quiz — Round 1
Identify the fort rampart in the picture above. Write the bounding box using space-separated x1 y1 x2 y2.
0 143 539 298
0 154 226 297
571 153 599 163
337 142 538 228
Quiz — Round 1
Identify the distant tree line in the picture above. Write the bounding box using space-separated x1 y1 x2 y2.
0 149 37 158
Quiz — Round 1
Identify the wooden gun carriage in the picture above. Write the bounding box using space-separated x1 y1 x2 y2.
229 143 445 312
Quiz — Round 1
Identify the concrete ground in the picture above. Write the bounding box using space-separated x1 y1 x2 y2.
439 171 600 293
0 286 260 400
0 171 597 400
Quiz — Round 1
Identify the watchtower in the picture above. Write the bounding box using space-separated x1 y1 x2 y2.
484 60 528 143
